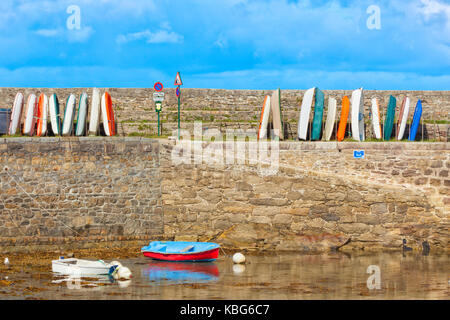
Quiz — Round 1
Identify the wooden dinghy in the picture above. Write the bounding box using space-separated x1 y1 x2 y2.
397 97 410 140
9 92 24 135
101 92 116 136
88 88 101 136
298 87 315 140
408 99 422 141
23 94 37 136
141 241 220 262
337 96 350 141
49 94 61 136
75 92 88 136
323 97 337 141
52 258 119 276
257 95 271 140
36 93 48 137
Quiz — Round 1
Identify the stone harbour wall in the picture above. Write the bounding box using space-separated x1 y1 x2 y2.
160 140 449 252
0 88 449 141
0 137 163 249
0 137 448 253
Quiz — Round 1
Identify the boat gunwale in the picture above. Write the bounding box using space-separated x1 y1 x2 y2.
141 243 220 256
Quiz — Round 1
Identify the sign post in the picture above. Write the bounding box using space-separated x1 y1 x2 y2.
153 89 165 137
174 72 183 139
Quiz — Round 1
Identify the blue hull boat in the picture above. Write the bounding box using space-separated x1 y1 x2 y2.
408 99 422 141
141 241 220 262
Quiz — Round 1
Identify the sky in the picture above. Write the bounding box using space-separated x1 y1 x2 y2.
0 0 449 90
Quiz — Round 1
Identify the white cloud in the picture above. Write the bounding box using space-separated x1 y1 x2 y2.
420 0 450 18
33 26 94 43
116 29 183 44
67 26 94 43
419 0 450 31
35 28 60 37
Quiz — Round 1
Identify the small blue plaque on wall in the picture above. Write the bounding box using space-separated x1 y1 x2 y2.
354 150 365 159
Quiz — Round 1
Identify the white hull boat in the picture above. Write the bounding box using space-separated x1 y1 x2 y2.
52 258 118 276
298 87 315 140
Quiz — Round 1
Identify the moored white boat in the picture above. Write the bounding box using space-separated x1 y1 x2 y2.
52 258 118 276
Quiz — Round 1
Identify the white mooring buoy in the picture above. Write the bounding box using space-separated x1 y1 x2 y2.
232 252 246 264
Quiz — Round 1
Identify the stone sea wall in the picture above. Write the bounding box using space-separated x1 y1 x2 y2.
0 88 449 140
0 137 162 250
0 137 448 253
161 140 449 252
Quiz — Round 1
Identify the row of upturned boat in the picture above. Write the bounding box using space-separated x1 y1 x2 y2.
8 88 116 137
258 88 424 141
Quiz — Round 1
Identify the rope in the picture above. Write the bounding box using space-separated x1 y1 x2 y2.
2 167 82 237
0 173 26 236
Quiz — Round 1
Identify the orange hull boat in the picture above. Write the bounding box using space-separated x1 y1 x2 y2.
36 94 48 137
337 96 350 142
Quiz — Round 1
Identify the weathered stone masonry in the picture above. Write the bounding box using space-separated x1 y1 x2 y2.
0 88 449 140
0 138 448 253
160 140 449 252
0 138 163 250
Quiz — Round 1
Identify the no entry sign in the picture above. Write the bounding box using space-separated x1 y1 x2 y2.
154 82 164 92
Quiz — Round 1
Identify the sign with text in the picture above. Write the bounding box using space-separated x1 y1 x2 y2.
153 92 165 102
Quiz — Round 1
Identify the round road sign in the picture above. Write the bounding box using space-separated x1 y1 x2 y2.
154 82 164 92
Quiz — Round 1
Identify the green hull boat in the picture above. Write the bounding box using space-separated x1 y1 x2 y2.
384 95 396 141
311 88 324 141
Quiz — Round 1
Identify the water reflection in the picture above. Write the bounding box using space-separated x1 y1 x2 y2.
1 253 448 300
52 274 115 290
232 264 246 274
142 261 219 285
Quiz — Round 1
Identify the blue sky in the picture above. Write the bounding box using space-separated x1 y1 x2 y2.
0 0 449 89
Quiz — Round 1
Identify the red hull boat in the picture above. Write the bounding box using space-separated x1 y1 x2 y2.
141 241 220 262
142 248 219 262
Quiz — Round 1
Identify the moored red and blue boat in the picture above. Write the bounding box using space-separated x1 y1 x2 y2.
141 241 220 262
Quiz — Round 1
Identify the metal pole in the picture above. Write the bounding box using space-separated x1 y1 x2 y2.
178 86 181 140
157 112 160 136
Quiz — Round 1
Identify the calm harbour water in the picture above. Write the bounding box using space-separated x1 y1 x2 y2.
0 252 448 300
